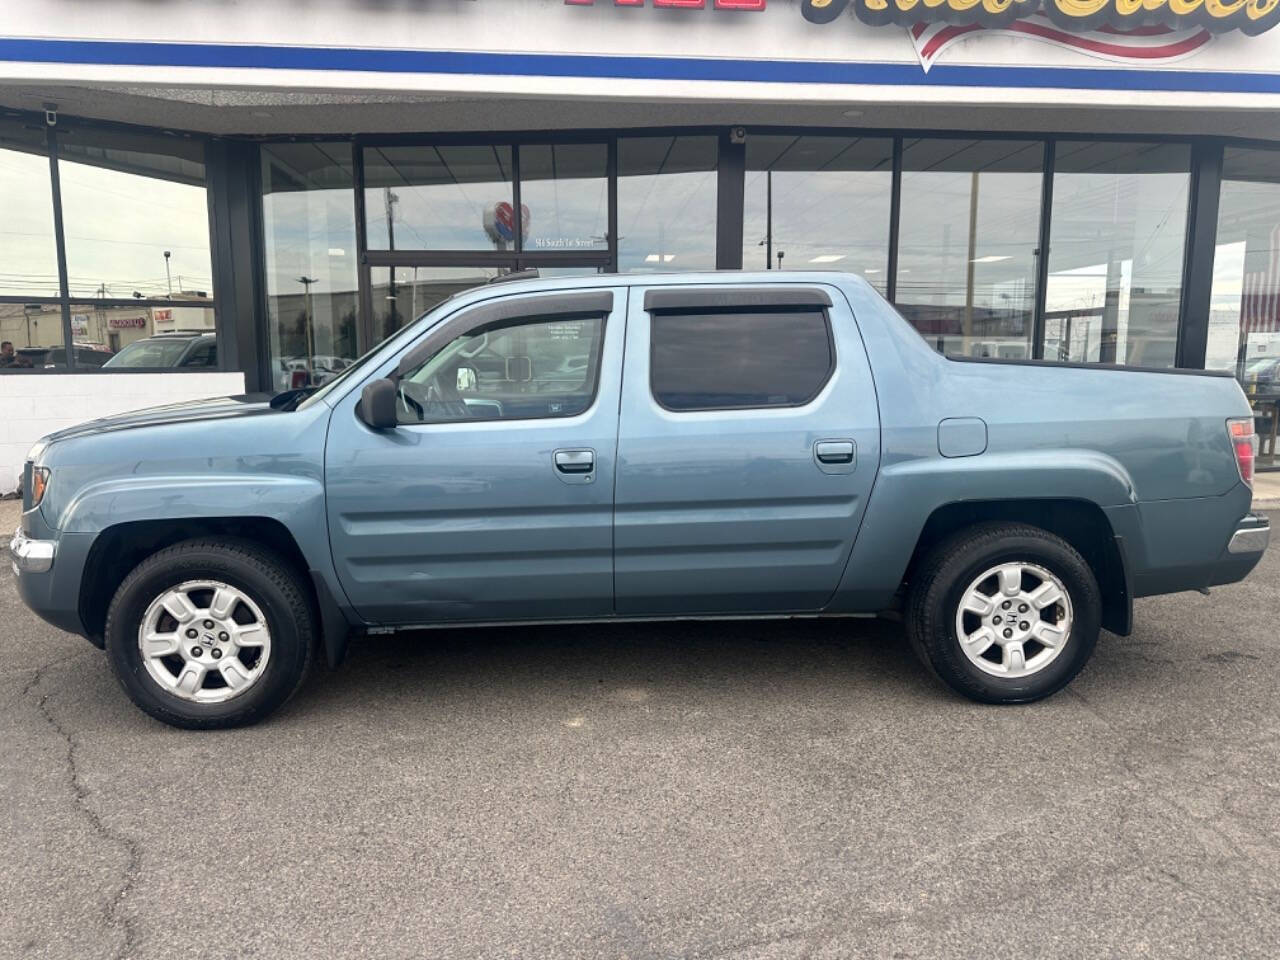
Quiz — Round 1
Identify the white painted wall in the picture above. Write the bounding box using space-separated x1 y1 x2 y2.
0 372 246 495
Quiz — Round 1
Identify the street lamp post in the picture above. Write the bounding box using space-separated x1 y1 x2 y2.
296 275 317 380
163 250 173 296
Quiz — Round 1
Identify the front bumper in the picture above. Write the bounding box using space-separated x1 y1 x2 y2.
10 527 55 574
10 526 99 641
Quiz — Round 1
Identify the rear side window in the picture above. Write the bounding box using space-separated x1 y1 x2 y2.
649 309 833 411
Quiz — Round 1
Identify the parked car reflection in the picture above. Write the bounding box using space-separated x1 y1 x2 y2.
101 332 217 369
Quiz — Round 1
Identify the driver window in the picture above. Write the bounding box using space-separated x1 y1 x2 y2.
396 313 605 424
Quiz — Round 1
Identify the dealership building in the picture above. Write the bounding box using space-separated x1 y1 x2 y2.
2 0 1280 490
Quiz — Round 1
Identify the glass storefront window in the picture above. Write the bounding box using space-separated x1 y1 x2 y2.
369 266 506 343
897 139 1043 359
0 118 58 300
363 145 515 251
520 144 609 253
1044 142 1190 369
743 135 892 287
0 303 63 371
1206 146 1280 470
618 136 717 273
57 130 213 302
526 266 606 278
262 143 360 391
78 302 216 370
1207 148 1280 380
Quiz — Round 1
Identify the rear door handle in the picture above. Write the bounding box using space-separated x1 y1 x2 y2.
815 440 855 465
554 449 595 474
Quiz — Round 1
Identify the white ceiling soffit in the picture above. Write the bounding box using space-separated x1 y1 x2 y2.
0 83 1278 142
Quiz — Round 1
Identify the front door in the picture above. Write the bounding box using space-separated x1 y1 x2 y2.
325 286 625 624
613 283 882 616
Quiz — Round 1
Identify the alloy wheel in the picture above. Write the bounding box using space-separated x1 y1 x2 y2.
137 579 272 703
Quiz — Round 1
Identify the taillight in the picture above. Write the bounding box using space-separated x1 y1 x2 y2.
1228 417 1257 488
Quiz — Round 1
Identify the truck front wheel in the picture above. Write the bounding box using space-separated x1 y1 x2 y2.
906 522 1101 704
104 539 314 729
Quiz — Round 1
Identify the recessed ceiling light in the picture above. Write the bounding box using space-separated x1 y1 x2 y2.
663 254 675 263
864 267 881 274
328 248 345 257
810 255 846 264
971 255 1013 264
645 254 660 263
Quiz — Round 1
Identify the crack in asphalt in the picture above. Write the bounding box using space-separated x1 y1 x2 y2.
22 653 143 960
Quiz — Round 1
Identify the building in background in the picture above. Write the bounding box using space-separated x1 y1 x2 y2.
2 0 1280 488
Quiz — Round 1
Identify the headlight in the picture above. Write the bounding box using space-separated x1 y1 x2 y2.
29 467 50 507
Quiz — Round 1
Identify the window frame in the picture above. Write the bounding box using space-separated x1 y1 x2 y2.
645 301 837 414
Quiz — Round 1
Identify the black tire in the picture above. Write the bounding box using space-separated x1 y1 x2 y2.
905 522 1101 704
105 538 314 729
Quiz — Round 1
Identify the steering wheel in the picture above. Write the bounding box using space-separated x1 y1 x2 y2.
425 368 463 405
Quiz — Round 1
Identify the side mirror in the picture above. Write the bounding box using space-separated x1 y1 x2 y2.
357 378 399 430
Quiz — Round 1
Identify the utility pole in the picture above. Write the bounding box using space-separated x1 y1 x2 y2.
384 189 399 336
765 170 773 269
296 275 317 376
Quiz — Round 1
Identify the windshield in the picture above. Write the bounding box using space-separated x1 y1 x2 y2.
103 338 192 368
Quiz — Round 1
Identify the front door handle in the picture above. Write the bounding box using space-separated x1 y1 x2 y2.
815 440 855 465
554 449 595 474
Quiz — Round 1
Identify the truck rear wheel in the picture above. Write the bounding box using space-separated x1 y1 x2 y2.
105 539 314 729
906 522 1100 704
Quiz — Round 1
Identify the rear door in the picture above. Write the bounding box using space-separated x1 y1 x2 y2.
325 287 625 624
614 284 881 615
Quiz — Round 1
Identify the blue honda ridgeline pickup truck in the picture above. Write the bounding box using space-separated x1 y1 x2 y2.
10 272 1271 729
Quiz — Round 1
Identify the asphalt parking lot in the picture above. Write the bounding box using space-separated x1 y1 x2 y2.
3 502 1279 960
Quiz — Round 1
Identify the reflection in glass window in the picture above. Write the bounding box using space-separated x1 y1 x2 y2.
397 314 605 424
75 302 215 369
57 130 213 302
520 144 608 253
0 119 58 299
743 136 892 287
1207 148 1280 389
1045 142 1190 368
526 266 606 278
364 145 514 251
369 266 507 343
618 136 718 273
0 303 63 371
262 143 360 392
897 139 1043 359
